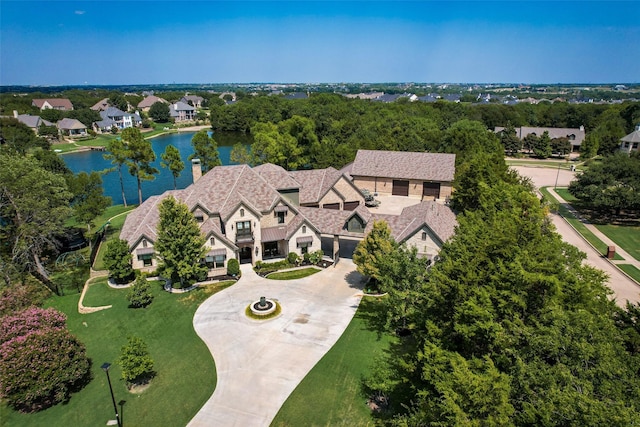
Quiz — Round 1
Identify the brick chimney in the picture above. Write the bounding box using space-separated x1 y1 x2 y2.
192 159 202 183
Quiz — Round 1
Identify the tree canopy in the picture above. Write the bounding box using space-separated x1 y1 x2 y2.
160 144 184 190
189 130 221 172
122 128 158 204
149 101 170 123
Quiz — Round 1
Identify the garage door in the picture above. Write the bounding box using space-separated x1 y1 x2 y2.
322 203 340 210
343 201 360 211
392 180 409 196
423 182 441 199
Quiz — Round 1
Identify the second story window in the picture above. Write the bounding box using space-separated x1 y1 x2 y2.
210 237 215 246
195 215 204 223
236 221 251 235
142 239 147 248
240 208 245 217
277 211 285 224
302 225 306 234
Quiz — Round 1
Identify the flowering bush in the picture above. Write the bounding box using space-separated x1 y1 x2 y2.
0 307 90 412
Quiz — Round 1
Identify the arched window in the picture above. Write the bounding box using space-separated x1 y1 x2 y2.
302 225 307 234
210 237 215 246
142 239 147 248
240 208 245 217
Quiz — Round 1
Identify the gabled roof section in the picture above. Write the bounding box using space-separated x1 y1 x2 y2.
181 164 282 219
57 118 86 130
393 201 457 244
32 98 73 110
169 101 195 112
289 167 344 204
253 163 300 190
351 150 456 182
120 190 186 247
102 107 130 118
138 95 168 108
16 114 42 129
200 217 237 250
90 98 110 111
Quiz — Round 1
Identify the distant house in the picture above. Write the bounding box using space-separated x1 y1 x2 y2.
10 111 53 133
416 94 439 103
32 98 74 111
94 107 142 132
57 118 87 137
620 125 640 154
137 95 169 112
373 93 416 103
90 98 110 111
169 101 196 122
284 92 308 100
494 126 586 152
442 94 461 102
181 95 204 108
343 150 455 201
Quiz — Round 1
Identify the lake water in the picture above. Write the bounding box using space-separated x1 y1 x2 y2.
62 131 251 205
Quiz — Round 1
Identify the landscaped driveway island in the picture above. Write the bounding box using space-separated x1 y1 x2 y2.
188 260 364 427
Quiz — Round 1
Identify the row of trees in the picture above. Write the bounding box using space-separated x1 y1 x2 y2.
352 148 640 424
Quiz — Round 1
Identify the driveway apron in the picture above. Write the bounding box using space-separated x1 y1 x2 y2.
188 260 364 427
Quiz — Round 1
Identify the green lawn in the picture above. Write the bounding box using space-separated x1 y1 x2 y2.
92 205 137 270
266 267 321 280
53 134 119 153
506 159 577 169
272 298 395 427
539 187 624 260
554 189 640 261
3 278 234 427
617 265 640 283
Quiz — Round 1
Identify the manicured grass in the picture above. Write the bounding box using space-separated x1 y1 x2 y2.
594 224 640 261
244 301 282 320
617 264 640 283
266 267 321 280
539 187 624 260
553 189 640 261
506 159 576 169
92 205 137 270
53 134 119 153
3 278 233 427
272 298 395 427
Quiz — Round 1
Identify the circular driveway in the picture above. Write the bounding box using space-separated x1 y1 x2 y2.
188 260 364 427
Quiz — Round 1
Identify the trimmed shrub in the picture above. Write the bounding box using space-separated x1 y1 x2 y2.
227 258 240 276
104 239 134 284
127 275 154 308
308 250 324 265
287 252 300 265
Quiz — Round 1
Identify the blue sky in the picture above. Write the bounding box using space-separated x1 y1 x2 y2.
1 1 638 85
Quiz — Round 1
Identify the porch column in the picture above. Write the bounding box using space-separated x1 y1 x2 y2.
333 235 340 260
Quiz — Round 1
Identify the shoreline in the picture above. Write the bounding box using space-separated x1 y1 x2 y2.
57 125 211 155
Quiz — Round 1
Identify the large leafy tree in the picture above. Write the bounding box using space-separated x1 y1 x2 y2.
118 336 154 385
189 130 221 172
67 171 111 232
499 122 522 156
104 137 130 207
0 153 72 283
160 144 184 190
103 239 134 284
568 152 640 216
533 130 552 158
229 143 253 165
0 118 43 155
149 101 170 123
122 128 158 205
352 220 396 283
154 196 206 288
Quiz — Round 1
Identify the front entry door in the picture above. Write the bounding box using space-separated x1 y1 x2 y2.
239 246 252 264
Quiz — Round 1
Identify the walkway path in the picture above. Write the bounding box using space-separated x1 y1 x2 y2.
512 166 640 305
188 259 364 427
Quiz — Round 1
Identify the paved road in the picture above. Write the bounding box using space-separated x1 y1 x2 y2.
512 166 640 305
188 260 364 427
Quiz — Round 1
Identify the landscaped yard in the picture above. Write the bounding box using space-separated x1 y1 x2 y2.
272 298 395 427
266 267 321 280
2 278 234 427
91 205 137 270
618 264 640 283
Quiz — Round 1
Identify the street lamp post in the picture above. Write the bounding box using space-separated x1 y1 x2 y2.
101 362 122 427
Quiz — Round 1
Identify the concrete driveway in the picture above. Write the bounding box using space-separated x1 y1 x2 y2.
512 165 640 305
188 260 364 427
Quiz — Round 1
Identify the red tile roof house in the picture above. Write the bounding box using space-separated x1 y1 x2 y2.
342 150 456 202
120 158 457 277
32 98 74 111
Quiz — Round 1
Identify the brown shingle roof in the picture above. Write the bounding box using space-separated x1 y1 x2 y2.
289 167 343 204
137 95 168 108
253 163 300 190
32 98 73 110
350 150 455 182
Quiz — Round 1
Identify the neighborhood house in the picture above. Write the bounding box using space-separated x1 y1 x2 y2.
32 98 74 111
121 150 458 278
494 126 586 152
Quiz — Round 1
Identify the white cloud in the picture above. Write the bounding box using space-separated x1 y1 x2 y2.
74 10 85 15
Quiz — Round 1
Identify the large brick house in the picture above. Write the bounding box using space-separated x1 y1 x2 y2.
120 156 457 277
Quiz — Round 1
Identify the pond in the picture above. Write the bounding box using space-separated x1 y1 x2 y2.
62 131 252 206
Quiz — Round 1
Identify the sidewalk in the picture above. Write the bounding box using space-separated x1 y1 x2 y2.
548 188 640 270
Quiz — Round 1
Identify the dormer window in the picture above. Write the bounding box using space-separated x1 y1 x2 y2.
345 215 365 233
195 215 204 223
